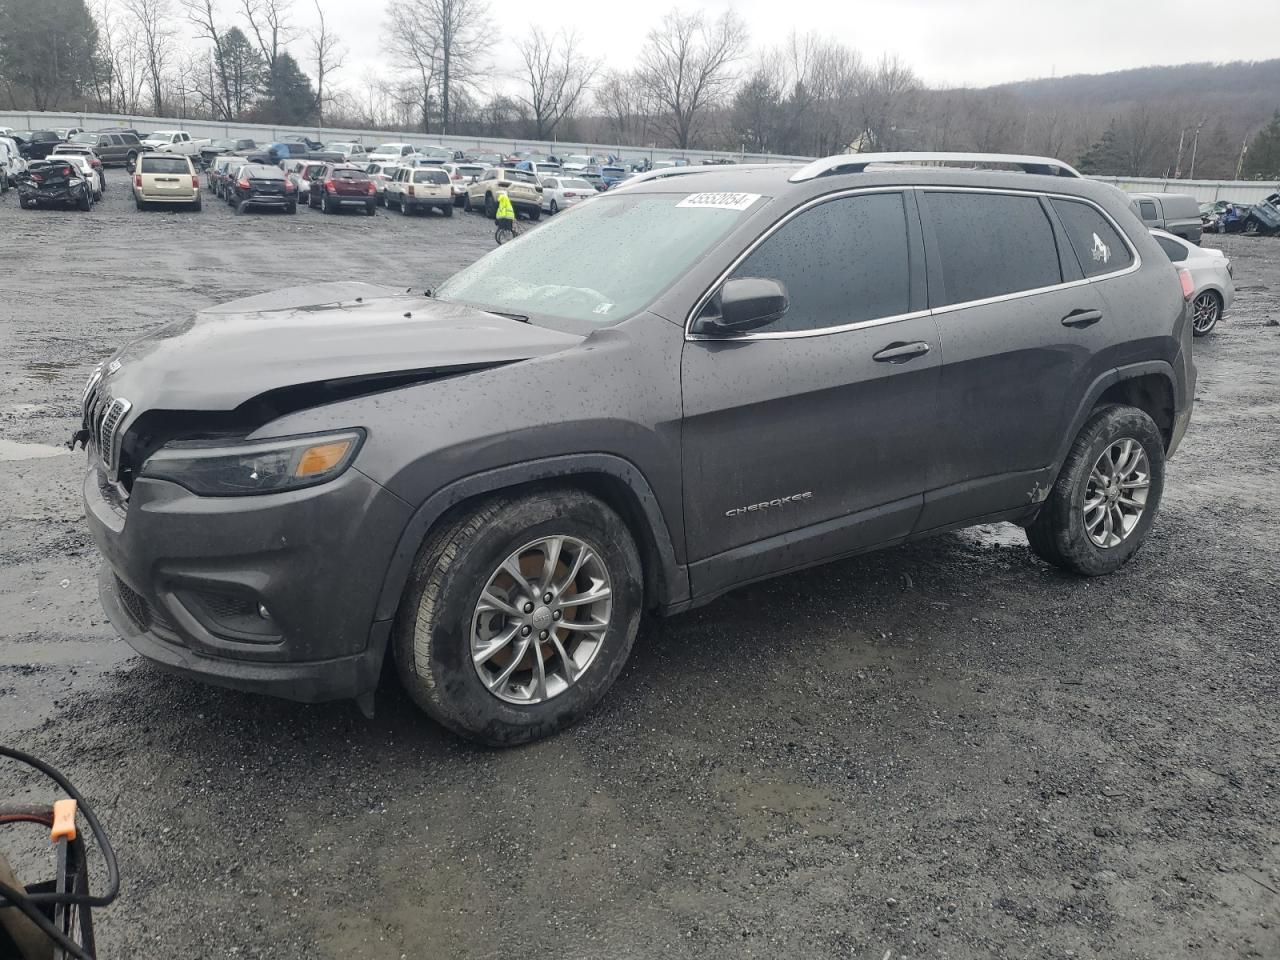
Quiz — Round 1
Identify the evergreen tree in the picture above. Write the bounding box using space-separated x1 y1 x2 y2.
0 0 98 109
1243 112 1280 180
1077 120 1124 175
260 50 315 124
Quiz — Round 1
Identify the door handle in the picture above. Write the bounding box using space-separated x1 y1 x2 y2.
1062 309 1103 328
872 341 931 363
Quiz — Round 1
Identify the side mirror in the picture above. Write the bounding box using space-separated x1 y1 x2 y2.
692 277 789 336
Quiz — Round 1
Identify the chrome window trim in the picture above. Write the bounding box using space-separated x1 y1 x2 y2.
685 185 1141 342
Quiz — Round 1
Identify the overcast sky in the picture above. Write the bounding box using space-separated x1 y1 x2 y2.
279 0 1278 96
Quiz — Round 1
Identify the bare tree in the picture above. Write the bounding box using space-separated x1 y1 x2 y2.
123 0 173 114
239 0 294 98
182 0 232 118
635 8 748 149
308 0 344 125
424 0 486 134
384 9 439 131
515 28 597 140
856 53 920 151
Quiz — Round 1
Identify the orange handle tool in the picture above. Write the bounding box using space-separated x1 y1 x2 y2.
51 798 77 842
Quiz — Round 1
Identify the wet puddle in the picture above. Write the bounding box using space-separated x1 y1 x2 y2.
25 360 79 381
0 439 68 461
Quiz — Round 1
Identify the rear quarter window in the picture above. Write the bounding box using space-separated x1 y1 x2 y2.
1050 198 1135 278
926 192 1062 305
1154 235 1188 263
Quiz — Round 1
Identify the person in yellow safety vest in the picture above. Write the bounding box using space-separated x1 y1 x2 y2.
495 190 515 231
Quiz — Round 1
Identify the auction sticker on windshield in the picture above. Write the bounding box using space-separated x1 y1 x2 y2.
676 192 761 211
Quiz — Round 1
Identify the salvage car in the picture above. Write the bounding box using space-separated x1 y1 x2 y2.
226 163 297 213
16 158 94 210
1243 193 1280 236
463 167 542 219
1150 229 1234 336
78 152 1196 745
386 165 454 216
133 153 201 211
16 130 63 161
50 144 106 193
1130 192 1202 244
307 164 376 215
60 154 105 200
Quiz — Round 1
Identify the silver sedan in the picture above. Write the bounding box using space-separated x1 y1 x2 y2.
1151 229 1234 336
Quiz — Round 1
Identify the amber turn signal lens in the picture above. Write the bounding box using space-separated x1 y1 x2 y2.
295 440 354 477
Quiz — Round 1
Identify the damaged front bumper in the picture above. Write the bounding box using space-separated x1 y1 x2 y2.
84 458 411 704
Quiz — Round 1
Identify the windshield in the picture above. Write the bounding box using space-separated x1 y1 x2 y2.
373 144 403 153
326 143 355 151
71 132 96 144
457 165 483 176
436 192 758 329
561 178 593 190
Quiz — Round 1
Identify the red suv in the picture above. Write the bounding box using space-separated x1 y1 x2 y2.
307 164 377 216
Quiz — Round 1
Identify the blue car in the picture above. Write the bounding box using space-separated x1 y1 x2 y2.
265 142 309 164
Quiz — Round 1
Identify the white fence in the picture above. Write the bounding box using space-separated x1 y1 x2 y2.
0 110 810 166
1094 176 1278 204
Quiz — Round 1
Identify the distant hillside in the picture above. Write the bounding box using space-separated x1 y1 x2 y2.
991 59 1280 114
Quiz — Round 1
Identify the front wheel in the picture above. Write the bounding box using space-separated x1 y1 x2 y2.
1028 405 1165 576
393 490 643 745
442 203 453 218
484 194 495 218
495 225 514 245
1191 290 1222 336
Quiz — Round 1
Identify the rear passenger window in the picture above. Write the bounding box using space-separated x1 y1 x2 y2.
1051 198 1136 277
1154 235 1188 263
728 192 911 333
1138 200 1158 221
927 192 1061 305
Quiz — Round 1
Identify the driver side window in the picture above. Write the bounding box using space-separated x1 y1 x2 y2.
728 192 912 334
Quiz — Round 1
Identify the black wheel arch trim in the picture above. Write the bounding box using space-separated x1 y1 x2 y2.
1054 360 1181 470
373 453 689 623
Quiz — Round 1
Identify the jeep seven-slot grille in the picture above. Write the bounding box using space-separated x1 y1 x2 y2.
82 385 131 475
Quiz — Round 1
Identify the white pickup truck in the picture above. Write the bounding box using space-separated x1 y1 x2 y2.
144 130 210 157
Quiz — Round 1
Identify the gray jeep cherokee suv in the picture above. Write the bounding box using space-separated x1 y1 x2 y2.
79 152 1196 744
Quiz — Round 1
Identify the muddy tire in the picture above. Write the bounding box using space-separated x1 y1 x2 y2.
393 489 643 746
1028 404 1165 577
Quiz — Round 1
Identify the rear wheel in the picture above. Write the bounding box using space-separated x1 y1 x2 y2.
1191 289 1222 336
192 198 202 212
463 193 473 212
365 201 376 216
1028 404 1165 577
1243 217 1260 236
126 150 137 168
484 193 495 218
78 190 91 211
549 199 558 214
322 194 334 214
400 198 413 216
528 207 541 221
134 196 145 211
286 201 297 214
442 203 453 218
393 490 643 745
19 195 31 209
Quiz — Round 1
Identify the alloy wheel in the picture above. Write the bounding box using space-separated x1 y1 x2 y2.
1192 292 1220 333
470 535 613 705
1083 438 1150 548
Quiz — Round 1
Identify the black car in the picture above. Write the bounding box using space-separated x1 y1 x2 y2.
16 159 93 210
17 130 63 161
225 163 297 213
79 152 1195 745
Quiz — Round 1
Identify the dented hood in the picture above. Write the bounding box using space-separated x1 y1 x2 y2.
103 281 584 411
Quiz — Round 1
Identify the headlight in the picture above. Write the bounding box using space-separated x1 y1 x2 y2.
140 430 364 496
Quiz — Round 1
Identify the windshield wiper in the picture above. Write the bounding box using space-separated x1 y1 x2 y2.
484 310 530 323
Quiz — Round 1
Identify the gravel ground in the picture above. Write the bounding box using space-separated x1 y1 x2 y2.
0 182 1277 960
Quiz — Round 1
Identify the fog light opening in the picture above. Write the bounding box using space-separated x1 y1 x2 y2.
257 602 272 620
